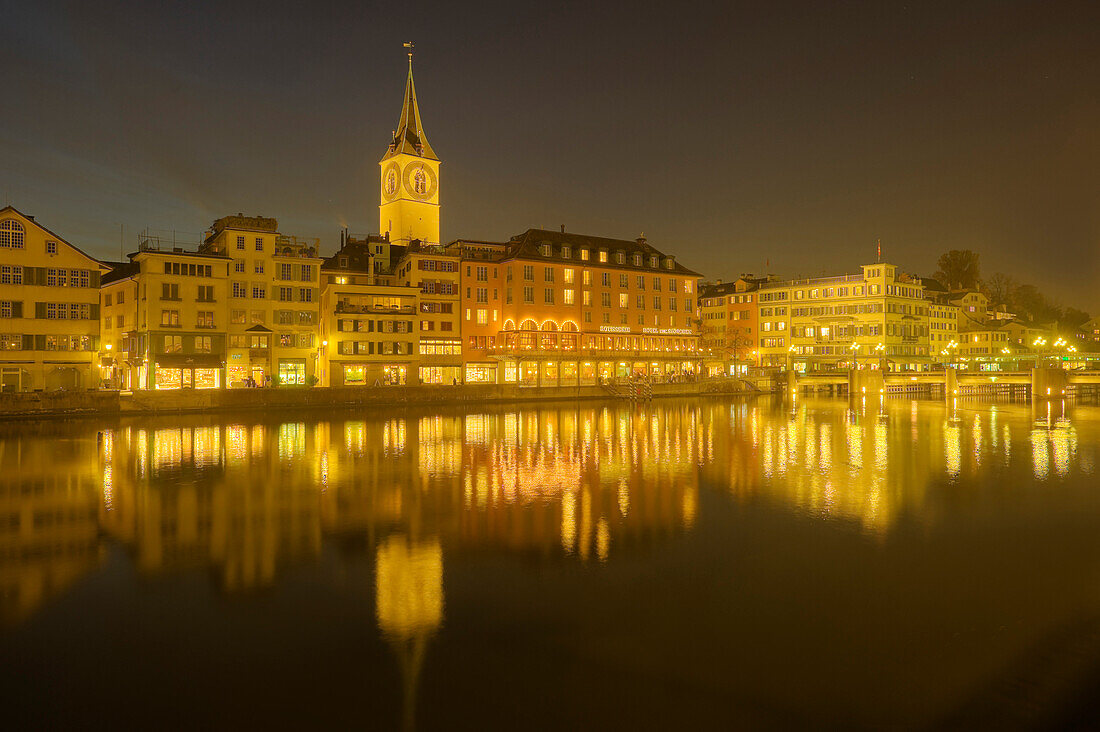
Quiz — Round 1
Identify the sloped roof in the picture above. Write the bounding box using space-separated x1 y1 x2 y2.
0 205 111 271
382 63 437 161
501 228 702 277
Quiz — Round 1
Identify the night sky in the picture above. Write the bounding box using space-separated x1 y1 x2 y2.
2 1 1097 309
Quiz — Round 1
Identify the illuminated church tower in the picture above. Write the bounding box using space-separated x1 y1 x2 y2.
379 46 440 247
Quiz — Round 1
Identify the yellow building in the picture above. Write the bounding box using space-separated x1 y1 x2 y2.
320 238 421 386
393 242 461 384
99 237 231 390
756 263 932 371
199 215 322 386
379 56 440 248
0 206 109 391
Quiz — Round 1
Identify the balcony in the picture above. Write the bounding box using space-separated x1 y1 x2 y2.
334 303 416 315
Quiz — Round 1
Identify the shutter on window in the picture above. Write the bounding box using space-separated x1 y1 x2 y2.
91 271 101 287
22 335 33 350
11 301 22 318
90 304 99 319
35 302 46 318
35 335 46 351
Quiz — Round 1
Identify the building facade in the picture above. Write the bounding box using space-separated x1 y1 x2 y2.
460 229 703 384
756 263 932 372
698 276 767 376
100 239 230 390
0 207 107 392
319 238 420 386
199 216 322 386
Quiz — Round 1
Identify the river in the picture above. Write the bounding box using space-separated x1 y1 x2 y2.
2 396 1100 728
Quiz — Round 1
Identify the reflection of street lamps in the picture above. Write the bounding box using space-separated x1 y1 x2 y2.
874 342 885 371
849 342 860 369
786 344 796 372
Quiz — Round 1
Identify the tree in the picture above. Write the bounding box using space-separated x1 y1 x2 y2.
982 272 1016 306
934 250 981 291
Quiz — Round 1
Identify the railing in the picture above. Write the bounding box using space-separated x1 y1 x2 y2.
334 304 416 315
762 273 866 289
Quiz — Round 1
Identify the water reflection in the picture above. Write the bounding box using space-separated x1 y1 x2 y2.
3 397 1100 726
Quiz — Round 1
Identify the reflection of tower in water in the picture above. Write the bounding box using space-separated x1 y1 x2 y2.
375 533 443 732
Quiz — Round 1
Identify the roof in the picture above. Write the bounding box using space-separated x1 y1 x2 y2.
917 277 947 293
0 205 111 271
245 324 273 333
501 229 702 277
102 260 139 285
381 61 437 161
322 239 377 274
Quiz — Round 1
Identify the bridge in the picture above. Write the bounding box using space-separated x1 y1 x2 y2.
781 368 1100 401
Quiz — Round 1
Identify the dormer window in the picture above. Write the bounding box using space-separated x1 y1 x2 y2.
649 255 658 268
581 249 590 261
339 256 348 268
615 251 625 264
561 246 571 259
540 243 551 256
633 253 642 266
665 258 674 270
598 250 608 263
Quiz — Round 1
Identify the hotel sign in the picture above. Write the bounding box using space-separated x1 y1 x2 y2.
642 328 693 335
598 326 631 333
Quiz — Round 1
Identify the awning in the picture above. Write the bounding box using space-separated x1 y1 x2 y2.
153 354 225 368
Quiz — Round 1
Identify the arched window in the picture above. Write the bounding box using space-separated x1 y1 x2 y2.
561 321 579 350
502 319 515 331
0 220 25 249
518 319 538 349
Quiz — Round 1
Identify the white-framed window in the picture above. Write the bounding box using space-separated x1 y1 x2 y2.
0 220 25 248
236 236 246 250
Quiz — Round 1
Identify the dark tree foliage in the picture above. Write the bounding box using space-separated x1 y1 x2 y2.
934 250 981 291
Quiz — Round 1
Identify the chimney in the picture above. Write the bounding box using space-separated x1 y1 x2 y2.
716 278 723 285
560 224 565 233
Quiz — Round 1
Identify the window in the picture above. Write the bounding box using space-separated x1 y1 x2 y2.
234 259 246 273
161 309 180 326
562 246 571 259
523 286 534 303
563 289 575 305
197 311 214 328
598 250 608 263
582 270 591 286
476 287 488 303
476 309 488 326
300 265 313 281
1 265 23 285
161 283 179 300
197 285 214 302
299 288 313 302
581 249 590 261
601 272 610 286
601 292 611 307
637 275 645 289
163 335 182 352
195 336 212 352
619 274 628 287
544 266 554 282
563 268 574 284
252 285 265 299
0 220 26 248
477 266 488 281
46 241 58 254
523 265 534 281
279 287 293 302
544 288 554 304
583 290 591 306
232 282 246 298
236 236 246 250
231 309 246 324
619 293 629 308
253 260 265 275
255 237 263 251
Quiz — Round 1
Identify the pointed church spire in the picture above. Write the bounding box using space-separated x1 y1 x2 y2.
385 43 437 161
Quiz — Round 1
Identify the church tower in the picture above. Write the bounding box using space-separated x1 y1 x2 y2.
379 46 440 247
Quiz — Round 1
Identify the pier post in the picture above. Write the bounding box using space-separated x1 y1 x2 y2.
1031 367 1067 401
944 368 958 399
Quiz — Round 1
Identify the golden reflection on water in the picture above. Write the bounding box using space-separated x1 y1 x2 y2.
0 398 1098 632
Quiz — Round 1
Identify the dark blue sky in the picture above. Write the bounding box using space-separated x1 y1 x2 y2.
2 0 1097 309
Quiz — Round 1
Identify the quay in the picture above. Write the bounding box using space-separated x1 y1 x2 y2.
0 378 760 420
785 367 1100 401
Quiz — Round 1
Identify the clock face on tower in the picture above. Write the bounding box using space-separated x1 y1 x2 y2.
382 162 400 201
403 161 438 201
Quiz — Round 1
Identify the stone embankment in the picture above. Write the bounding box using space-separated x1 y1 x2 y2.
0 379 761 420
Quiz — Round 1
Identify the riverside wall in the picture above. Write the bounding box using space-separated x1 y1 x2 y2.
0 380 760 420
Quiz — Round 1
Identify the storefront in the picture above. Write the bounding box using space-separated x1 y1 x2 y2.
153 355 224 389
278 359 307 386
464 363 497 384
228 364 267 388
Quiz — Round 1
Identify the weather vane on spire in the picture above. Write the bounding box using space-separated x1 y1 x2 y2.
403 41 415 66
